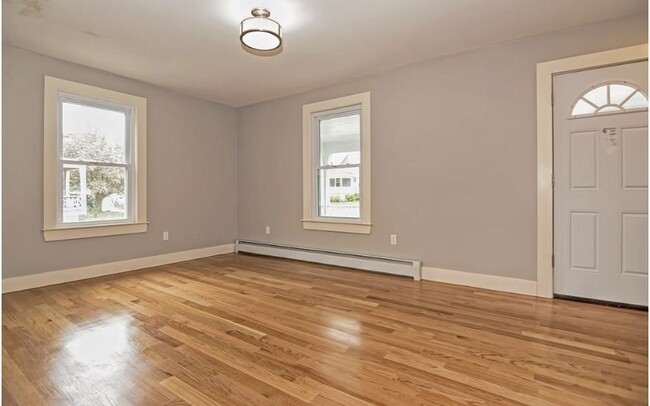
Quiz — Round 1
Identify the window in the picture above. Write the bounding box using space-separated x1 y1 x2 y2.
44 77 147 241
571 82 648 117
302 92 371 234
328 177 352 188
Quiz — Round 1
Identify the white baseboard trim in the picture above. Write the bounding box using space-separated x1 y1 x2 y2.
422 266 537 296
2 243 235 293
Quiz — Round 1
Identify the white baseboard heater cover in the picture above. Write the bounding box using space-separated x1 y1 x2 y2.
236 240 421 280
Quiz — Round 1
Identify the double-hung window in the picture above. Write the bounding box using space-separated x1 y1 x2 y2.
302 92 371 234
43 77 147 241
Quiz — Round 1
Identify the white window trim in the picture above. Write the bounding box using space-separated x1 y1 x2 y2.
43 76 148 241
302 92 371 234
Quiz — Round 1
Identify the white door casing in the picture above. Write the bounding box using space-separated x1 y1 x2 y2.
553 61 648 306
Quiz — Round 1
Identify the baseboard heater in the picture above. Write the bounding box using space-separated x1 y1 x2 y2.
235 240 421 280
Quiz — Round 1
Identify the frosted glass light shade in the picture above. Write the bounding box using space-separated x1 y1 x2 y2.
240 9 282 51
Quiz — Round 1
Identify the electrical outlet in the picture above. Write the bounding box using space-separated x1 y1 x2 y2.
163 231 169 241
390 234 397 245
265 226 271 235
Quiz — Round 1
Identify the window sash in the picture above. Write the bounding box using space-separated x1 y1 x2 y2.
313 108 363 220
59 94 133 164
316 166 361 219
316 166 361 218
314 107 361 167
57 95 135 226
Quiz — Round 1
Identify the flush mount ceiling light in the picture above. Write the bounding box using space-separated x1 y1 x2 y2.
240 8 282 51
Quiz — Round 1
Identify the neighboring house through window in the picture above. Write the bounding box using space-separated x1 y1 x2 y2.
43 76 147 241
302 92 371 234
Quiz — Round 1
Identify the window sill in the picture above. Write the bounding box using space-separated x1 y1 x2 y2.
43 222 148 241
302 219 371 234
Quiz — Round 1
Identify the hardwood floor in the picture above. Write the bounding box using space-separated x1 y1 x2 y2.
2 253 647 405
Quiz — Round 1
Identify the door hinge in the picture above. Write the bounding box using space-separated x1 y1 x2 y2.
551 254 555 268
552 173 555 187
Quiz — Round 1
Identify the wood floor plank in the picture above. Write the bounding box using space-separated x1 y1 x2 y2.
2 348 45 406
2 253 647 405
160 376 224 406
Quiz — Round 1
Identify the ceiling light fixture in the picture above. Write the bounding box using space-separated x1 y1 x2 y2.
240 8 282 52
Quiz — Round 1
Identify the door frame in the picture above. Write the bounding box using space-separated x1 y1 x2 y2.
536 44 648 298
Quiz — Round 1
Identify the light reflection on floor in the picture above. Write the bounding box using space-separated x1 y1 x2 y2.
50 317 138 402
325 315 362 345
64 317 132 373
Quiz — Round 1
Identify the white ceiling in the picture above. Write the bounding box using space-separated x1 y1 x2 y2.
3 0 646 107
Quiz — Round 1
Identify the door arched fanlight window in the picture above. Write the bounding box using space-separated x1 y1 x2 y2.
570 82 648 118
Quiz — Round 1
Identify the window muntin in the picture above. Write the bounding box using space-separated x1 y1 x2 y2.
58 96 134 225
315 108 361 219
571 82 648 118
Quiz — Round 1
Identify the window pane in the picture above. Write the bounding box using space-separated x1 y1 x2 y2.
583 85 607 107
623 91 649 110
62 101 127 163
318 167 360 218
319 113 360 166
571 99 596 116
65 167 81 193
62 164 127 223
609 84 636 105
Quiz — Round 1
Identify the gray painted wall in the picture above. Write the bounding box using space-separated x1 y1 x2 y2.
3 46 238 278
3 16 647 281
237 16 648 280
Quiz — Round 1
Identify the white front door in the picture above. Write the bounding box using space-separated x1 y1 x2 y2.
553 61 648 306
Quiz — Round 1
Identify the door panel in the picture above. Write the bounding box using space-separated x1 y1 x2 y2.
570 211 598 271
621 127 648 189
570 131 599 189
621 213 648 276
553 61 648 306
